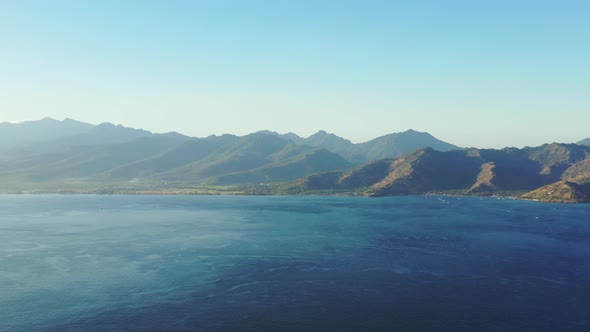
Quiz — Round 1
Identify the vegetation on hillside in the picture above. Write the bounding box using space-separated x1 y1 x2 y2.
2 118 589 203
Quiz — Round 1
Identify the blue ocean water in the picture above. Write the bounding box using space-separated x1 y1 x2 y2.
1 195 590 331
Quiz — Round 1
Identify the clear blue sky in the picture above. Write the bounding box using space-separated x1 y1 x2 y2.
1 0 588 148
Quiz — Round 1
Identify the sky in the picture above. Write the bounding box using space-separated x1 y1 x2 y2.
1 0 588 148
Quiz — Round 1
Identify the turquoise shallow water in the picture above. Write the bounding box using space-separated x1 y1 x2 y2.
1 195 590 331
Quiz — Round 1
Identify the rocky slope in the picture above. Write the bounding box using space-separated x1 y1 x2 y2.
521 181 590 203
287 143 590 202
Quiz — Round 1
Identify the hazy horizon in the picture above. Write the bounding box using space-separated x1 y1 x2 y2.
1 1 588 148
2 116 587 149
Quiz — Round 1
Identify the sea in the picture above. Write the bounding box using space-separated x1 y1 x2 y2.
1 195 590 331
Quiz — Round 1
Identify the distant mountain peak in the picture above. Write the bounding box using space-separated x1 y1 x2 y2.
256 130 280 135
39 117 59 122
254 130 304 143
309 130 339 138
63 117 84 124
307 130 352 142
1 117 461 165
402 129 432 136
161 131 189 139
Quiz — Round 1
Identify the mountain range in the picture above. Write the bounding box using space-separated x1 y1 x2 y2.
287 143 590 203
257 129 460 163
0 118 458 192
1 118 589 202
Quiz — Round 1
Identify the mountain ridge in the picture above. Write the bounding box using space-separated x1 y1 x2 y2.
0 120 353 191
256 128 462 163
2 118 589 202
284 143 590 202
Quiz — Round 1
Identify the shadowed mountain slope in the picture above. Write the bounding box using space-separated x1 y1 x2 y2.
4 118 587 202
0 118 460 191
286 143 590 202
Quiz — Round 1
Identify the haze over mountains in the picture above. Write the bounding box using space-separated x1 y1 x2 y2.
260 129 461 163
0 117 152 150
1 118 589 202
0 118 458 190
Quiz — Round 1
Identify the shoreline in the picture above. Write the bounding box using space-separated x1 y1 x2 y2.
0 190 585 204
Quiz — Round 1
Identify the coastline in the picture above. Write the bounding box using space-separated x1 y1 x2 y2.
0 188 586 204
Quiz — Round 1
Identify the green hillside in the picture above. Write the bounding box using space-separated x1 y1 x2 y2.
3 118 588 202
0 129 351 191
